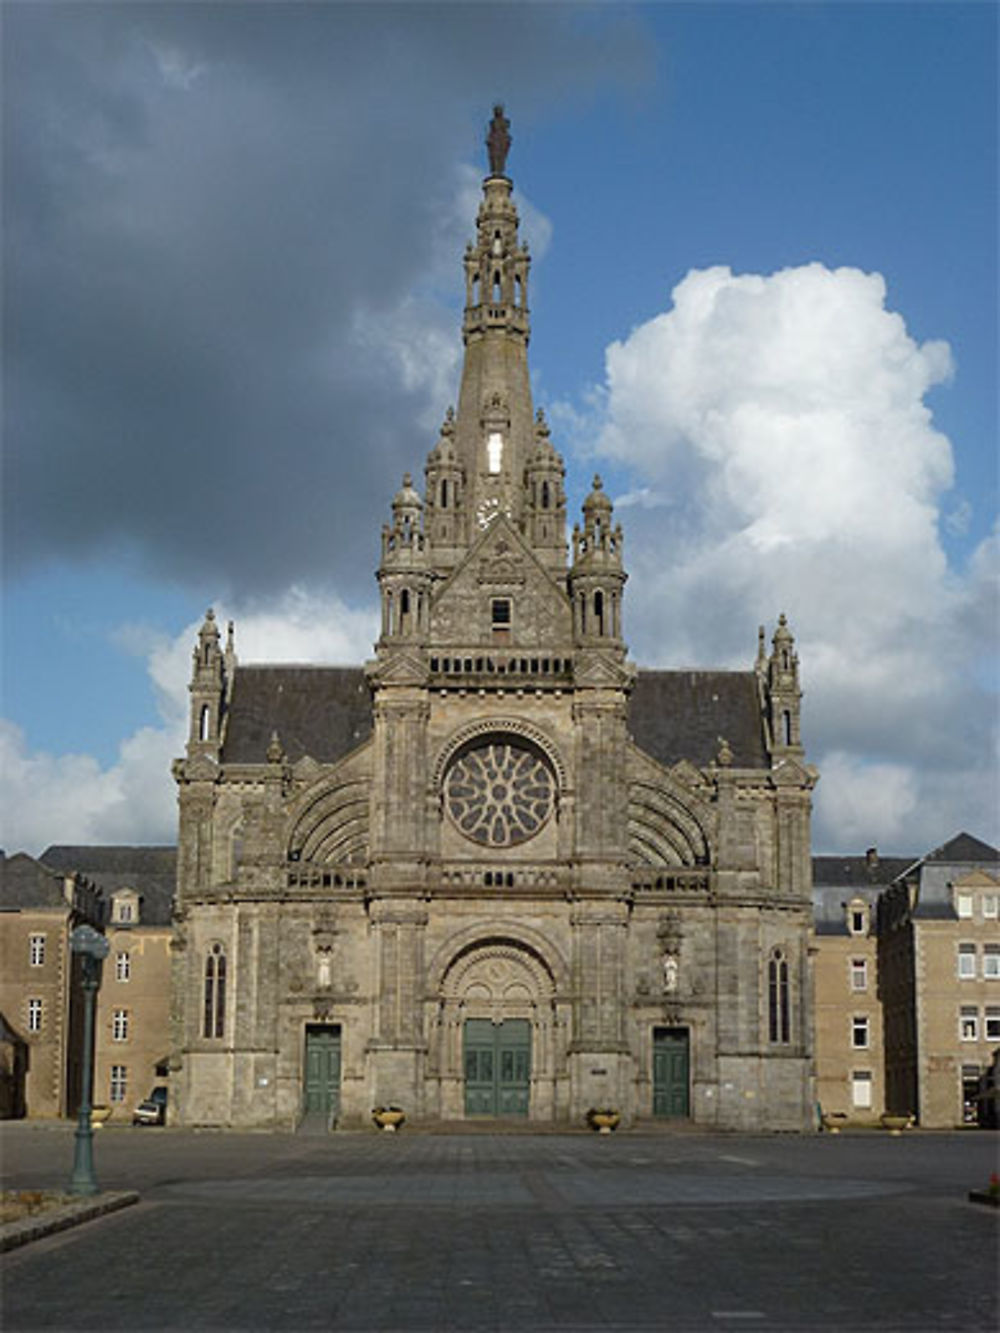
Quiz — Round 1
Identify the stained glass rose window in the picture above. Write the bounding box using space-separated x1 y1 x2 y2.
444 739 555 847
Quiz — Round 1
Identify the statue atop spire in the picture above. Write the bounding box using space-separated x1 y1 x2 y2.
486 104 511 176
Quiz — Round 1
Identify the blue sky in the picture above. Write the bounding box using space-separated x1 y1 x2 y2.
3 1 997 854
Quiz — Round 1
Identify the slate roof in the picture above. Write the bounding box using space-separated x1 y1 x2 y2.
812 855 915 890
628 670 768 770
221 666 373 766
922 831 999 864
219 664 769 773
811 854 915 935
0 852 68 911
40 846 177 927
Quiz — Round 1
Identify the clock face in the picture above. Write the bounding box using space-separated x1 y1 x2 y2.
476 497 500 529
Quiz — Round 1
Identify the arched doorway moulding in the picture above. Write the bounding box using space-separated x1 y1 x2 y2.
426 926 570 1121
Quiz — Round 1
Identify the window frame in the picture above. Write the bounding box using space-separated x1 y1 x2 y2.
850 958 868 992
115 951 131 983
112 1009 129 1042
983 944 1000 980
110 1065 128 1104
767 949 790 1044
851 1070 873 1109
203 943 227 1040
985 1006 1000 1042
957 943 977 979
851 1015 870 1050
959 1006 979 1042
27 998 43 1033
29 934 46 967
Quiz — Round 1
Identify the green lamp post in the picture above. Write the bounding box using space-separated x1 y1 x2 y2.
69 923 109 1196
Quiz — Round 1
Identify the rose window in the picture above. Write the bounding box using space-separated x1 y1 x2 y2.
444 739 555 847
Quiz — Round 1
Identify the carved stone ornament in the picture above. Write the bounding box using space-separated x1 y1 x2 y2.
444 739 555 847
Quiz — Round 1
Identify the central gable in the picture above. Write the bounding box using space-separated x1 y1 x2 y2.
430 517 572 647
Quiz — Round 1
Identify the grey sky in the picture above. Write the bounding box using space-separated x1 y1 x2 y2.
4 2 648 597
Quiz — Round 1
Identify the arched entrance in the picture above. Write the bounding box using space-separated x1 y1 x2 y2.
430 937 565 1120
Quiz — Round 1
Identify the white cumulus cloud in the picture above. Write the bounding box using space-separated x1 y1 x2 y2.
591 262 997 853
1 590 380 856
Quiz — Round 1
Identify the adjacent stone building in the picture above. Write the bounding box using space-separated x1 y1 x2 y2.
878 833 1000 1127
0 851 104 1117
811 849 912 1120
170 112 819 1132
41 846 176 1122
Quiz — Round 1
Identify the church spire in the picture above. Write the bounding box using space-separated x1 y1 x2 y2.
452 107 534 541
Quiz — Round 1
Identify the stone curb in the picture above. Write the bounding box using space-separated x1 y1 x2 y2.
1 1190 140 1253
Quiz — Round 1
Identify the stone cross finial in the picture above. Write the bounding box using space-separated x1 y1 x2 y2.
487 104 511 176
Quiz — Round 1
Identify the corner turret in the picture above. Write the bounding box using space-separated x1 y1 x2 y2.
569 476 626 649
763 613 804 756
187 609 229 757
378 474 430 645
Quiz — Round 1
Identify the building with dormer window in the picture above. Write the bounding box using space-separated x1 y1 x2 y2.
170 110 818 1131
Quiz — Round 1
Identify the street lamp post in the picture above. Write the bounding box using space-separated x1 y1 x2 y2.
69 923 109 1196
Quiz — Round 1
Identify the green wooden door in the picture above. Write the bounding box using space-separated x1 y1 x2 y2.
304 1025 341 1118
653 1027 689 1118
464 1019 531 1117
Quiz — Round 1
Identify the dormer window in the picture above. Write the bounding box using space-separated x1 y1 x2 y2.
848 901 868 935
112 892 139 926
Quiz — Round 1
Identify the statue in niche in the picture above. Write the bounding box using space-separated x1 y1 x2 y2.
662 953 679 994
316 947 332 990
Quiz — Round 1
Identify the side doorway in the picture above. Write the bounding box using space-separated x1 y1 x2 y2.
303 1024 341 1124
464 1018 531 1117
653 1026 690 1118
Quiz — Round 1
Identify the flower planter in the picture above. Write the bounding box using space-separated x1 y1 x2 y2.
880 1113 913 1135
372 1107 405 1132
586 1109 621 1135
91 1105 113 1129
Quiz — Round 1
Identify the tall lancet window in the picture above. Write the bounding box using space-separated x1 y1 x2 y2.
203 943 226 1039
768 948 790 1044
487 432 503 474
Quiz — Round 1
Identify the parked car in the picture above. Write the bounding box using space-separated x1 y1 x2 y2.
132 1086 168 1126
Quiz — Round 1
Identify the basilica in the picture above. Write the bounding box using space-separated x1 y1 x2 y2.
170 111 818 1131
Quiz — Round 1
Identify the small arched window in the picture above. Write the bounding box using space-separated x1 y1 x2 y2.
541 481 550 510
493 271 502 302
203 943 226 1039
199 704 211 742
768 949 790 1044
594 590 605 636
440 478 448 508
782 710 792 745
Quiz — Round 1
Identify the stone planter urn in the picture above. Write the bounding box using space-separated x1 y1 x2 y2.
586 1109 621 1135
91 1104 113 1129
372 1106 405 1132
821 1113 846 1134
880 1113 914 1135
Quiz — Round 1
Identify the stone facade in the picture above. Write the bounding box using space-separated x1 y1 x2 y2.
878 834 1000 1127
0 852 104 1117
811 850 912 1121
171 118 819 1131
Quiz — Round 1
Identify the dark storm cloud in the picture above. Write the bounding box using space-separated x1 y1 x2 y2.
4 2 649 598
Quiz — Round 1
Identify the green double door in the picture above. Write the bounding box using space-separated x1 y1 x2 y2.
464 1019 531 1117
653 1027 690 1118
304 1024 341 1119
